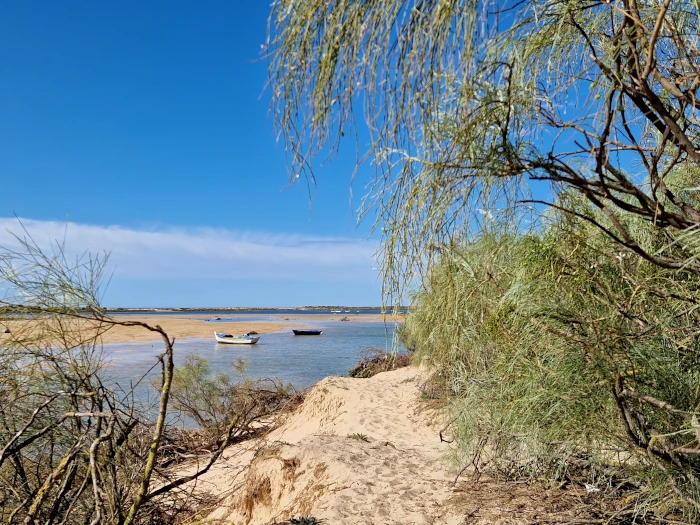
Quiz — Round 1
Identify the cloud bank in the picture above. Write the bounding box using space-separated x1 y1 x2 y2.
0 217 379 285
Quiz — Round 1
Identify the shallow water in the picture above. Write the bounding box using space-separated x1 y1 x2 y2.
110 308 388 317
103 320 401 402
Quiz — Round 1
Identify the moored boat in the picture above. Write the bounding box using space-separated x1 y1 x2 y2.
292 329 323 335
214 332 260 344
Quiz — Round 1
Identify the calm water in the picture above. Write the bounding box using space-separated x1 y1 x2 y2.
103 320 401 401
109 308 393 317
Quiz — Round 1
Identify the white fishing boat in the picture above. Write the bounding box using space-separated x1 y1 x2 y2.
214 332 260 345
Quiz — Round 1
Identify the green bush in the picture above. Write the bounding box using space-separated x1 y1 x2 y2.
348 348 411 378
169 354 297 440
401 211 700 518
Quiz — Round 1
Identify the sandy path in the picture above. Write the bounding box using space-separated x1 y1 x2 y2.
198 367 463 525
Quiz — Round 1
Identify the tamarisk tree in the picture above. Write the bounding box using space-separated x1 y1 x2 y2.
268 0 700 514
268 0 700 286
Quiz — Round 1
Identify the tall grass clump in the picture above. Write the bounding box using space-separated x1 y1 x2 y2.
401 205 700 518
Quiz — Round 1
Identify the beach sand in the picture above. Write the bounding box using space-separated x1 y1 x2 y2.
172 366 607 525
175 366 463 525
96 315 302 344
93 312 402 343
0 315 298 345
0 313 619 523
0 313 402 344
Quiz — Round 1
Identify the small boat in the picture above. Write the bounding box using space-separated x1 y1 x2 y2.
292 329 323 336
214 332 260 344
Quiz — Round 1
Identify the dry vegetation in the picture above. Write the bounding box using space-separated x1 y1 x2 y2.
0 235 299 525
347 348 411 379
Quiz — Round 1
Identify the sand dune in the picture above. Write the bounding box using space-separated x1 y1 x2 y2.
185 366 463 525
170 365 607 524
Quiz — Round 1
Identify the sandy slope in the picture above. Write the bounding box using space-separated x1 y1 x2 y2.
191 366 463 525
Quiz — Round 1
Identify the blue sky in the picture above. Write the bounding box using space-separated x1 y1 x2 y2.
0 2 381 307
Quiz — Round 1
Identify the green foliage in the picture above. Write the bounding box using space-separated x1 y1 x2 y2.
170 354 296 440
0 231 298 524
169 354 247 430
400 207 700 518
289 518 323 525
269 0 700 309
347 347 411 378
270 517 324 525
347 433 369 442
0 234 180 525
270 3 700 517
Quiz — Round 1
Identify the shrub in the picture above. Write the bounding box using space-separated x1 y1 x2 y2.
401 211 700 519
348 348 411 378
0 232 292 524
169 354 297 441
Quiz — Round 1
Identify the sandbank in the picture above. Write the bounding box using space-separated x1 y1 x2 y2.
268 312 405 323
95 312 402 343
0 312 402 345
0 315 303 345
97 316 302 344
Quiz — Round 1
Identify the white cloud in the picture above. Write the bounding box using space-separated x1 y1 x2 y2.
0 218 379 282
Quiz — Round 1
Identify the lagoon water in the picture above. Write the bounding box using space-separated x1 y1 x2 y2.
104 318 401 402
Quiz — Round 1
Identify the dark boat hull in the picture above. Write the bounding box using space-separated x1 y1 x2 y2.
292 329 323 335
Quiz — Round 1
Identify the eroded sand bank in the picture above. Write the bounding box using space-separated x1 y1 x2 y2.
175 365 605 525
175 366 462 525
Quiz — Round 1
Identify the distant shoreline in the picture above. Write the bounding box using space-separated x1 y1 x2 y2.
0 312 405 345
106 306 397 312
105 306 407 314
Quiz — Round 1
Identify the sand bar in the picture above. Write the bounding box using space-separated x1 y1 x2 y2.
98 313 402 343
268 312 405 323
0 313 403 345
99 316 304 344
0 315 301 345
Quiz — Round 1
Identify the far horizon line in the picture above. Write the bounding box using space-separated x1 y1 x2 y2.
104 306 407 311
